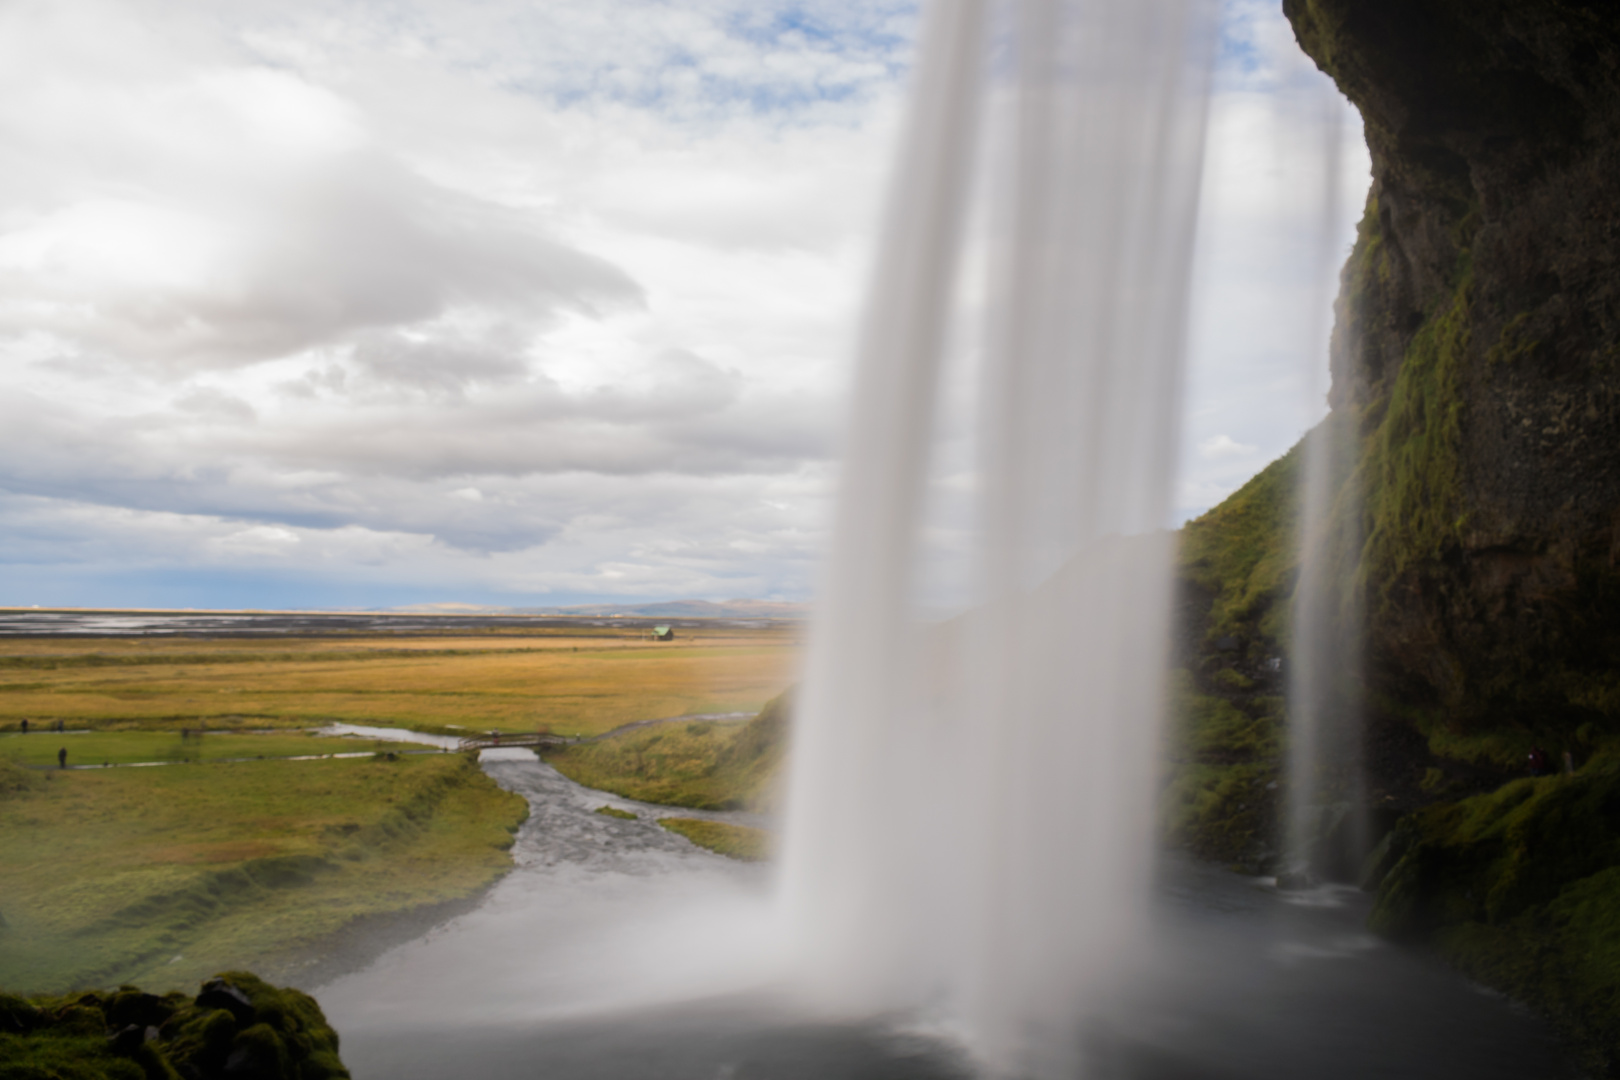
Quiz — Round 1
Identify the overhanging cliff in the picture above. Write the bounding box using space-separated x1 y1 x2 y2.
1165 3 1620 1070
1288 0 1620 765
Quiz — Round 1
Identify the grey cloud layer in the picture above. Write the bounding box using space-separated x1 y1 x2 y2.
1 152 642 371
0 0 1367 606
0 0 896 603
0 366 838 553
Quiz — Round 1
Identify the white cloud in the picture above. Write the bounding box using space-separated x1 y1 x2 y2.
0 0 907 605
1197 434 1258 460
0 0 1367 607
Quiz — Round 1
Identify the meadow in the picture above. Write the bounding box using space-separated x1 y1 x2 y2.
0 624 799 995
1 728 406 768
0 625 799 737
0 752 526 995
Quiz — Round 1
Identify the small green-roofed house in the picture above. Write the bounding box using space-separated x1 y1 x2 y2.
651 625 675 641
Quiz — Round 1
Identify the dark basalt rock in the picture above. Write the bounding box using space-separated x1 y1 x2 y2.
106 1021 147 1056
196 979 256 1026
107 989 175 1031
0 991 42 1034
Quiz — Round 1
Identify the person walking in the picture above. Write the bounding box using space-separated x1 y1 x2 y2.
57 747 67 769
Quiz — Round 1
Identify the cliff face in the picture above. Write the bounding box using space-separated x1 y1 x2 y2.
1287 0 1620 766
1186 3 1620 1068
1170 5 1620 862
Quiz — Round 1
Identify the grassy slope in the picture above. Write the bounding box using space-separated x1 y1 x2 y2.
544 690 791 812
657 818 772 861
1164 438 1301 867
1178 438 1302 647
0 628 799 738
0 752 526 995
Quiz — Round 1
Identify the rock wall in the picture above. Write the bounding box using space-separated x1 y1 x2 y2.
1286 0 1620 765
1160 4 1620 1070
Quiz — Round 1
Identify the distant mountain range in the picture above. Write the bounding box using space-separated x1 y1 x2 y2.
395 599 809 619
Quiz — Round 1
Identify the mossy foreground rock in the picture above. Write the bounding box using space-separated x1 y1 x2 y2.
0 972 348 1080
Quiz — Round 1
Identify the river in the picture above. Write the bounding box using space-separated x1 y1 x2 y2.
315 754 1574 1080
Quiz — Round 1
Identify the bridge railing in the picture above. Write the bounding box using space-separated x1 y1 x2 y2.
457 732 576 752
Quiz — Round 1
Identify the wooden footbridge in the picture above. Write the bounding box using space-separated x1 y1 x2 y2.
457 732 577 752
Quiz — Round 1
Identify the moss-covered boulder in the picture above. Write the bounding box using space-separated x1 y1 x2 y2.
0 972 348 1080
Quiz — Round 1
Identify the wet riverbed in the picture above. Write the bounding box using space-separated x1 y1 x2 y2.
316 755 1574 1080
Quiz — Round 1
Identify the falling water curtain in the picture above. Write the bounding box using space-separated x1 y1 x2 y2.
782 1 1217 1077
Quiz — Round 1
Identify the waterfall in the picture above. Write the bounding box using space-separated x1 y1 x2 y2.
1282 56 1366 884
778 2 1217 1076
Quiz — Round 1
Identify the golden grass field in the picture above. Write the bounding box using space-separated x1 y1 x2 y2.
0 625 801 738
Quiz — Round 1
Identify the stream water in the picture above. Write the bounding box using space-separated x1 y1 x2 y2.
316 755 1574 1080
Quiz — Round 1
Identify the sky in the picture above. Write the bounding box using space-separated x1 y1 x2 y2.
0 0 1369 611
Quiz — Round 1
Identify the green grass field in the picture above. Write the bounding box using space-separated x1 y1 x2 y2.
0 729 421 768
658 818 772 861
0 752 526 995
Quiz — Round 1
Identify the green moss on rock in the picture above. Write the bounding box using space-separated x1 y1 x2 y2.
1221 0 1620 1068
0 972 347 1080
1361 275 1471 592
1370 751 1620 1073
1161 662 1285 868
